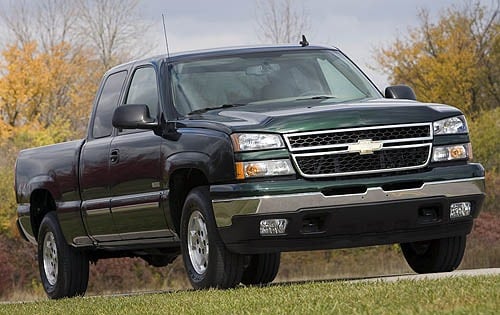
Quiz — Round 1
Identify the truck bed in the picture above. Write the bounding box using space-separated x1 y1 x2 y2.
15 139 85 242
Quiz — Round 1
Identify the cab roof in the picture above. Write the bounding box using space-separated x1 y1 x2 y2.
107 44 340 73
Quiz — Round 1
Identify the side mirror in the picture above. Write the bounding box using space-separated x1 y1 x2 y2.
385 85 417 101
112 104 158 130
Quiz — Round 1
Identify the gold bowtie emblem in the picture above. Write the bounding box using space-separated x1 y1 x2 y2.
348 139 383 155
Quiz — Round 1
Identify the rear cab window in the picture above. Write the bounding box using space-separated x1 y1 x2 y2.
91 71 128 139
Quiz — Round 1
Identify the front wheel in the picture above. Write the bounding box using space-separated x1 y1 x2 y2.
38 212 89 299
400 235 466 274
180 187 245 289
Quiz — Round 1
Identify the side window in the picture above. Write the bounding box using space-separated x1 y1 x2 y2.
92 71 127 138
125 67 159 118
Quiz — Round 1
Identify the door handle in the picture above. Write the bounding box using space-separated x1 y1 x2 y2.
110 149 120 164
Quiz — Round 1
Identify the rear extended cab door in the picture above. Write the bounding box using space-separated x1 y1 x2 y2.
80 70 128 242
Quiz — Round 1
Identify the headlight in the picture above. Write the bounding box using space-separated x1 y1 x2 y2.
231 133 284 151
433 115 468 135
235 160 295 179
432 143 472 162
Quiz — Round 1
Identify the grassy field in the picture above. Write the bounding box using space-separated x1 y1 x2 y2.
1 275 498 315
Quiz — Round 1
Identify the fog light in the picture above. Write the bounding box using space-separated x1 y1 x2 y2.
450 202 471 219
260 219 288 235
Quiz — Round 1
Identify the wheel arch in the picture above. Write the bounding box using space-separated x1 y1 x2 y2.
168 168 209 235
164 148 235 236
30 189 57 239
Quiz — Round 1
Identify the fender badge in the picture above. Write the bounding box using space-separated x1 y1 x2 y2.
348 139 383 155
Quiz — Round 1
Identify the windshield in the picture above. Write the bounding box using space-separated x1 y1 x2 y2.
170 50 381 116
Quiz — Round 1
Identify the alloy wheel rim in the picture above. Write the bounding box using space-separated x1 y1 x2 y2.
187 210 209 275
43 231 58 286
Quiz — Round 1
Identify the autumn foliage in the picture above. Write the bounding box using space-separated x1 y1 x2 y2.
0 0 159 299
0 42 98 237
0 42 98 138
374 2 499 117
374 1 499 212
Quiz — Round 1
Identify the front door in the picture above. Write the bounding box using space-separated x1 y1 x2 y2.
109 66 170 240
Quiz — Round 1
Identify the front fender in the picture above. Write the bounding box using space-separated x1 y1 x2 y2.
165 151 235 183
165 151 211 178
162 127 236 183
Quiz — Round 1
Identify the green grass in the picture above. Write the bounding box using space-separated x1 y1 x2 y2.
1 275 498 315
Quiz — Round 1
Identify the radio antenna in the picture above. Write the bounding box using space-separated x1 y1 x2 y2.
162 13 170 58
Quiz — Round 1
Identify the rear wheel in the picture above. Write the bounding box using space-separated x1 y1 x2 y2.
400 235 466 273
180 187 245 289
242 253 280 285
38 212 89 299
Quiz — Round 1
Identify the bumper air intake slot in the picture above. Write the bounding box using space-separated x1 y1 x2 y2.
382 180 423 191
322 185 367 196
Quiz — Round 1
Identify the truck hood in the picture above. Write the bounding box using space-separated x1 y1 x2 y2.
181 98 463 134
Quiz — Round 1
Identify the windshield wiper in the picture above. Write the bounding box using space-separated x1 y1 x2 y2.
187 103 246 115
296 95 336 101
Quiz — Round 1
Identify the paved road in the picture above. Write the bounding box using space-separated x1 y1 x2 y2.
347 268 500 283
2 268 499 304
99 268 500 299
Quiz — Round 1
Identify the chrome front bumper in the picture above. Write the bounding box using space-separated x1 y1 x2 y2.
212 177 485 227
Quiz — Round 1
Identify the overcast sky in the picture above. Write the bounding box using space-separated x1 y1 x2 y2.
138 0 475 88
0 0 496 88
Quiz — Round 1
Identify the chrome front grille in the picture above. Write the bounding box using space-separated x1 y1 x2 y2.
284 123 433 178
295 145 431 176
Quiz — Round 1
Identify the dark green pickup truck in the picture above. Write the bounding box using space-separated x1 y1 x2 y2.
15 44 485 299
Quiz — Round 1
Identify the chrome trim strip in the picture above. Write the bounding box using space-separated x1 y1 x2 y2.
72 236 94 247
212 177 485 227
293 143 431 157
82 197 110 216
284 122 433 152
111 191 161 213
86 208 111 216
87 229 175 246
97 236 180 247
291 143 432 178
112 202 160 214
111 191 160 201
119 229 174 239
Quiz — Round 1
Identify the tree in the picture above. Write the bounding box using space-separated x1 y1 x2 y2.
1 0 152 70
255 0 310 44
374 1 499 213
0 0 153 137
373 1 499 117
0 0 77 52
74 0 153 69
0 42 98 137
0 165 17 236
0 42 49 127
0 0 155 238
0 120 11 140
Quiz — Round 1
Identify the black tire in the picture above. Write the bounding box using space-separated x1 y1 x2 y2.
38 212 89 299
400 235 466 274
241 253 280 285
180 187 245 289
